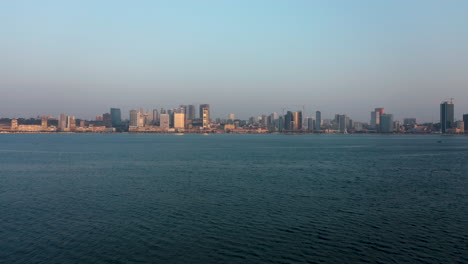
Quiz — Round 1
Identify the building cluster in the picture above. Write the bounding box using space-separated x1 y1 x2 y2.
1 100 467 134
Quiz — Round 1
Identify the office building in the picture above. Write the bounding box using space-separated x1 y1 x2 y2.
58 114 68 130
187 105 196 121
292 111 302 131
174 113 185 129
338 115 348 133
285 111 293 130
202 106 210 128
200 104 210 122
110 108 121 126
380 114 394 133
129 110 143 127
464 114 468 131
160 114 170 129
307 117 314 131
315 111 321 132
229 113 235 120
371 108 385 130
103 113 112 128
153 109 159 124
404 118 417 126
440 101 454 133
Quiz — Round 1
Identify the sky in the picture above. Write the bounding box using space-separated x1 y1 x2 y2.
1 0 468 122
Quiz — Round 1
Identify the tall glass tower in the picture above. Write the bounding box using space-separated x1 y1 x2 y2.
110 108 122 126
440 101 454 133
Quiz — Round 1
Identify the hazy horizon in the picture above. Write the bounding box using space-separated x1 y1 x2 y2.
2 1 468 122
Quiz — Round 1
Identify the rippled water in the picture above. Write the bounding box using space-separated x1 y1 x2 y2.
1 134 467 263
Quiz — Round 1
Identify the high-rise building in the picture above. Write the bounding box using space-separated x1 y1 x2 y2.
199 104 210 122
285 111 293 131
103 113 112 128
380 114 394 133
110 108 121 126
370 111 377 128
292 111 302 131
59 114 68 131
338 115 348 133
160 114 170 129
440 101 454 133
130 109 141 127
315 111 321 132
371 108 385 130
307 117 314 131
152 109 159 124
187 105 196 120
68 116 76 130
174 113 185 129
229 113 235 120
202 107 210 128
463 114 468 132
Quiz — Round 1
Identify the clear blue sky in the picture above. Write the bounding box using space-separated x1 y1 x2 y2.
1 0 468 122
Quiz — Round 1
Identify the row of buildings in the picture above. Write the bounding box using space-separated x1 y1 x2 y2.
2 101 467 134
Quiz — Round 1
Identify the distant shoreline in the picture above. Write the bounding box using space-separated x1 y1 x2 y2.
1 131 466 136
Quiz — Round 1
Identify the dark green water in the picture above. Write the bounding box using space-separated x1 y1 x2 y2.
0 134 467 263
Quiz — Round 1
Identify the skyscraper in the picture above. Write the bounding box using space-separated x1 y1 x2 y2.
153 109 159 124
307 117 314 131
315 111 321 132
284 111 293 131
59 114 68 131
463 114 468 132
110 108 121 126
187 105 196 120
159 114 170 129
370 111 377 128
202 107 210 128
380 114 394 133
199 104 210 122
129 110 142 127
229 113 235 120
103 113 112 128
338 115 348 133
174 113 185 129
440 101 454 133
292 111 302 131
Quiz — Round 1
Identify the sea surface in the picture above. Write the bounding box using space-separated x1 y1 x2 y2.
0 134 467 264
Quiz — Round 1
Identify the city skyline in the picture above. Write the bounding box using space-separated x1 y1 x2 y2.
2 99 467 134
2 1 468 121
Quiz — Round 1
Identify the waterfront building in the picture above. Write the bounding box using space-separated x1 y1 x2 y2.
130 110 144 127
380 114 394 133
110 108 121 126
285 111 293 131
202 107 210 128
200 104 210 122
293 111 302 131
464 114 468 131
58 114 68 131
41 118 47 129
371 108 385 130
440 101 454 133
174 113 185 129
187 105 196 121
315 111 321 132
338 115 348 133
160 114 170 130
152 109 159 124
307 117 314 131
103 113 112 128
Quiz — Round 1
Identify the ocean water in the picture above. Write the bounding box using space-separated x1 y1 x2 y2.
0 134 467 264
